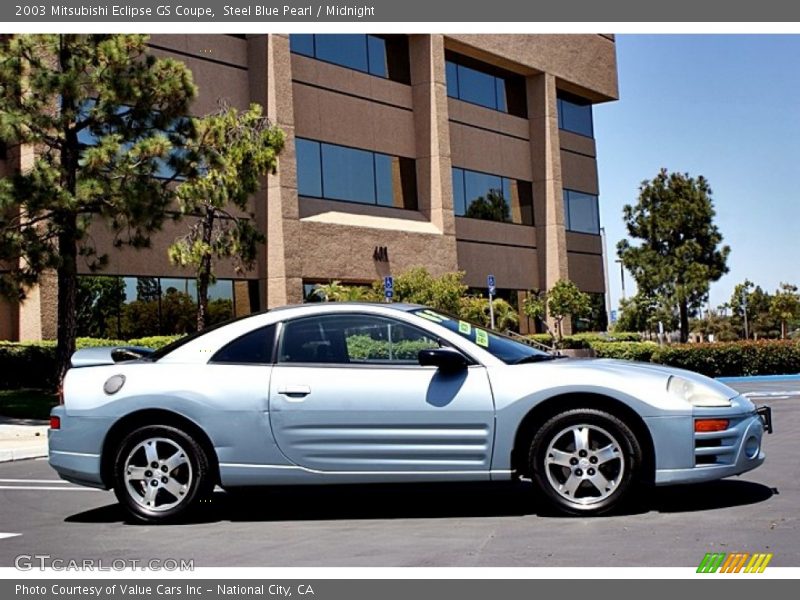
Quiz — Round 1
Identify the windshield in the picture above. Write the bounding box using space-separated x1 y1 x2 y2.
410 308 553 365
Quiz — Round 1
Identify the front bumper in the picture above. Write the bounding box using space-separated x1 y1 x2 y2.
655 403 770 486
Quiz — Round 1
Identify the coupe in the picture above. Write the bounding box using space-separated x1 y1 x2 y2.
49 303 771 522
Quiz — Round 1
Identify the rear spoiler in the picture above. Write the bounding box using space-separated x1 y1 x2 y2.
70 346 154 368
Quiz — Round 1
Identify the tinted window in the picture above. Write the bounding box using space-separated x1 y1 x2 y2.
278 315 440 365
289 34 314 56
296 138 322 198
315 34 369 72
564 189 600 234
455 63 498 110
289 34 409 83
452 167 533 225
322 143 376 203
296 138 418 210
211 324 276 364
445 54 526 117
558 93 594 137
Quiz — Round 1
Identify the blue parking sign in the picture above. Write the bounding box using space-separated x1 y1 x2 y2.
384 276 393 301
487 275 496 295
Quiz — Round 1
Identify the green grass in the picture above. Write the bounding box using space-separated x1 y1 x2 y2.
0 389 58 420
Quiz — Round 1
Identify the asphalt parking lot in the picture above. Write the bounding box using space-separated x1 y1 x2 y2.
0 380 797 568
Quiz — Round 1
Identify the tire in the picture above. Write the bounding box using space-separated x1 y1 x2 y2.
528 408 643 516
112 424 213 524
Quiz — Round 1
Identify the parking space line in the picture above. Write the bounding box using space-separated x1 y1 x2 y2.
0 479 72 484
0 533 21 540
0 486 102 491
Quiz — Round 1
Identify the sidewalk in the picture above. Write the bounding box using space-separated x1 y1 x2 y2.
0 416 49 463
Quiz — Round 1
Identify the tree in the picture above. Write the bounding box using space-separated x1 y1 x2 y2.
771 283 800 339
465 189 510 223
547 280 591 341
617 169 730 342
458 296 519 331
372 267 468 314
728 280 778 339
136 276 161 302
75 275 125 339
313 281 377 302
0 34 196 383
522 280 591 342
168 104 284 330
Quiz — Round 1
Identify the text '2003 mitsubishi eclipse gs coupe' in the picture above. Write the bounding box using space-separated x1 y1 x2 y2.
49 303 772 523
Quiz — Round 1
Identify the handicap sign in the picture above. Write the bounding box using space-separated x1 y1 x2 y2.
610 310 618 323
384 276 393 300
487 274 496 295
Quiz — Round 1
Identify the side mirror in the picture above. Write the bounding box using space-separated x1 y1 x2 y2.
418 347 469 371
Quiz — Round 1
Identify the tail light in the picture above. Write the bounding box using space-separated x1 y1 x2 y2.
50 416 61 430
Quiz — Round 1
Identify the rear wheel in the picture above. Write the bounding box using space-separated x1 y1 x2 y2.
112 425 212 523
529 409 643 515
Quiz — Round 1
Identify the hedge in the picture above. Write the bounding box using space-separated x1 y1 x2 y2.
522 335 800 377
590 341 659 363
526 332 642 350
650 340 800 378
0 336 181 390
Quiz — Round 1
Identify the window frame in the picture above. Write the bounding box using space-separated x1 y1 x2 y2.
275 313 472 368
295 137 418 211
563 188 601 235
451 166 534 226
445 53 527 118
557 93 595 138
289 34 409 83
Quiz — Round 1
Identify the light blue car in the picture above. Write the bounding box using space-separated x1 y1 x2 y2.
49 303 771 523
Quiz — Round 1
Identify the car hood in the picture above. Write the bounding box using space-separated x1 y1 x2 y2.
539 357 738 398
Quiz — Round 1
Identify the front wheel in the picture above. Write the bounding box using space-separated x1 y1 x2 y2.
529 409 643 515
112 425 213 523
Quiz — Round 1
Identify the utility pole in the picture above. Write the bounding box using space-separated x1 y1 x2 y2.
615 259 626 300
742 289 749 340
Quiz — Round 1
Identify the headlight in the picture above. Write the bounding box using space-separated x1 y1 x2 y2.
667 375 732 407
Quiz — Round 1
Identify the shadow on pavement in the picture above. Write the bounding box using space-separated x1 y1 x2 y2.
646 479 777 513
65 478 777 525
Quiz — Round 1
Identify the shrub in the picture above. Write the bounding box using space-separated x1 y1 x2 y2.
345 335 433 361
651 340 800 378
0 335 184 389
591 341 659 362
126 335 183 350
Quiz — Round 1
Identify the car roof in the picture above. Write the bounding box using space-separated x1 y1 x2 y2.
268 302 423 313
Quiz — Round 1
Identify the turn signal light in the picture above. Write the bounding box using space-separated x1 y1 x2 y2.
50 416 60 430
695 419 729 433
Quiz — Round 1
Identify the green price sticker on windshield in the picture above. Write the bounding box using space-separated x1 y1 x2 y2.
475 329 489 347
458 321 472 335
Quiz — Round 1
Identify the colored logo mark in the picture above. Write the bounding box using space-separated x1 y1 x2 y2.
696 552 773 573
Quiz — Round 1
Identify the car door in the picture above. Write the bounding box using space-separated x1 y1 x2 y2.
268 312 495 475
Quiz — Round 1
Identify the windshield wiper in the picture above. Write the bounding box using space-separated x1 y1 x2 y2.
513 354 561 365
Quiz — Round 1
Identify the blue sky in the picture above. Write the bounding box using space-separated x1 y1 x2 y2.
594 34 800 315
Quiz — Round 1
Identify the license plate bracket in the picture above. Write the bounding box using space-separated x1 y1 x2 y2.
757 405 773 434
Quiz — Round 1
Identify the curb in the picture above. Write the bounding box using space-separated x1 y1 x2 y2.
0 444 48 463
717 374 800 383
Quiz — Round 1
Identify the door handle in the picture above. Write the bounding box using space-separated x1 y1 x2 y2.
277 385 311 399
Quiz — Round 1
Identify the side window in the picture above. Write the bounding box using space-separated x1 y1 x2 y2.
211 324 276 364
278 315 440 365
